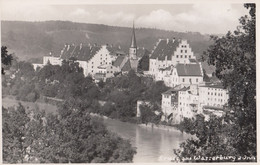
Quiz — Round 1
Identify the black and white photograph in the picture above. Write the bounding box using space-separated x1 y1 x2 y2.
1 0 257 163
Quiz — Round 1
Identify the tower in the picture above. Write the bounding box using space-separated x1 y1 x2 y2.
129 22 137 60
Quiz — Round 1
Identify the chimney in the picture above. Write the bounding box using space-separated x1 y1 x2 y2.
167 38 169 44
80 43 83 50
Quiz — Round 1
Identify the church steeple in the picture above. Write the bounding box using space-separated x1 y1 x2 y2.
130 21 137 48
129 21 137 60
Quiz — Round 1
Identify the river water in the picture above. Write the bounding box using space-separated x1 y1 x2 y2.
100 117 191 163
2 97 191 163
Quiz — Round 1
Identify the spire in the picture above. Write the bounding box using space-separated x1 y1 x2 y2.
130 21 137 48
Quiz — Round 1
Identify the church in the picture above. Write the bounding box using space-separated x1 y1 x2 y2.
33 22 149 81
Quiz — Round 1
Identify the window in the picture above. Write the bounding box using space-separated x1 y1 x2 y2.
181 50 183 53
208 92 210 95
107 71 109 73
183 78 185 82
180 55 183 58
176 55 179 58
189 55 191 58
189 78 191 82
100 62 102 64
196 78 198 82
185 50 187 53
92 70 93 72
185 55 187 58
92 66 94 68
92 62 94 64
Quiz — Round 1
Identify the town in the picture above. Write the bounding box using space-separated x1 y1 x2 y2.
1 2 256 164
33 23 229 124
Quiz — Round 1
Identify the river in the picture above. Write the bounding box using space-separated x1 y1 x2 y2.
2 96 191 163
98 117 191 163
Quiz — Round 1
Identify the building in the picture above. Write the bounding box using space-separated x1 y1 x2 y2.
149 38 196 77
156 63 204 87
161 83 229 124
198 84 229 117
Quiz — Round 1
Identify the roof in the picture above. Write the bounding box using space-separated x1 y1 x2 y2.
176 63 202 76
60 44 122 62
130 23 137 48
121 59 132 72
162 85 189 95
199 84 225 89
203 105 224 111
106 45 125 56
150 39 180 60
189 58 197 63
137 48 150 59
60 44 101 61
113 56 125 67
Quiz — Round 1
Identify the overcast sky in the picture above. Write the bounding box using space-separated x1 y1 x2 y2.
1 0 249 34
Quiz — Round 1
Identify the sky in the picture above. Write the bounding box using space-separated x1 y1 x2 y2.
0 0 250 34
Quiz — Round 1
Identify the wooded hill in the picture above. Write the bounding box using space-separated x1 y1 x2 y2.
1 20 215 73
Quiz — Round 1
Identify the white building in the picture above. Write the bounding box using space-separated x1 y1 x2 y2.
161 83 229 124
198 84 229 115
94 64 120 82
156 63 204 88
149 39 196 77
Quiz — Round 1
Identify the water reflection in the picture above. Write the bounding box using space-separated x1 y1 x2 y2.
101 118 191 163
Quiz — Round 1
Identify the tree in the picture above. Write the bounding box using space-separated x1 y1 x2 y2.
137 52 149 71
2 104 30 163
205 3 256 157
1 46 13 75
2 102 137 163
175 4 256 162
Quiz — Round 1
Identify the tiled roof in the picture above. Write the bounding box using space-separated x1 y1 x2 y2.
176 63 202 76
106 45 125 56
199 84 225 89
60 44 101 61
150 39 180 60
162 85 188 95
113 56 125 67
189 58 197 63
137 48 150 58
121 59 132 72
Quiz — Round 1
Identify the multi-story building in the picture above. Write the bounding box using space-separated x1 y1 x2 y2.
149 39 196 77
161 83 229 124
199 84 229 112
156 63 204 87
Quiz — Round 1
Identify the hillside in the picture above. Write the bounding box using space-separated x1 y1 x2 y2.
1 20 215 74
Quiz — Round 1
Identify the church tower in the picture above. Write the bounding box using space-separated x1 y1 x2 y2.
129 22 137 60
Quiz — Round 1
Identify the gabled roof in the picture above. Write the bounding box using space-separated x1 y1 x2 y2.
60 44 101 61
199 84 225 89
137 48 150 59
150 39 180 60
130 23 137 48
189 58 197 63
121 59 132 72
162 85 189 95
113 56 125 67
176 63 202 76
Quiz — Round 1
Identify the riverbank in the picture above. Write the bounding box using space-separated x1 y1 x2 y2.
3 96 185 134
138 123 180 132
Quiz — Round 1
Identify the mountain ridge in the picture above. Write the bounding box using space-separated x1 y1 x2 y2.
1 20 215 74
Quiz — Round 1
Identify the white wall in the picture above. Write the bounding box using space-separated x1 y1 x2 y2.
43 56 62 66
172 40 195 65
87 46 114 76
